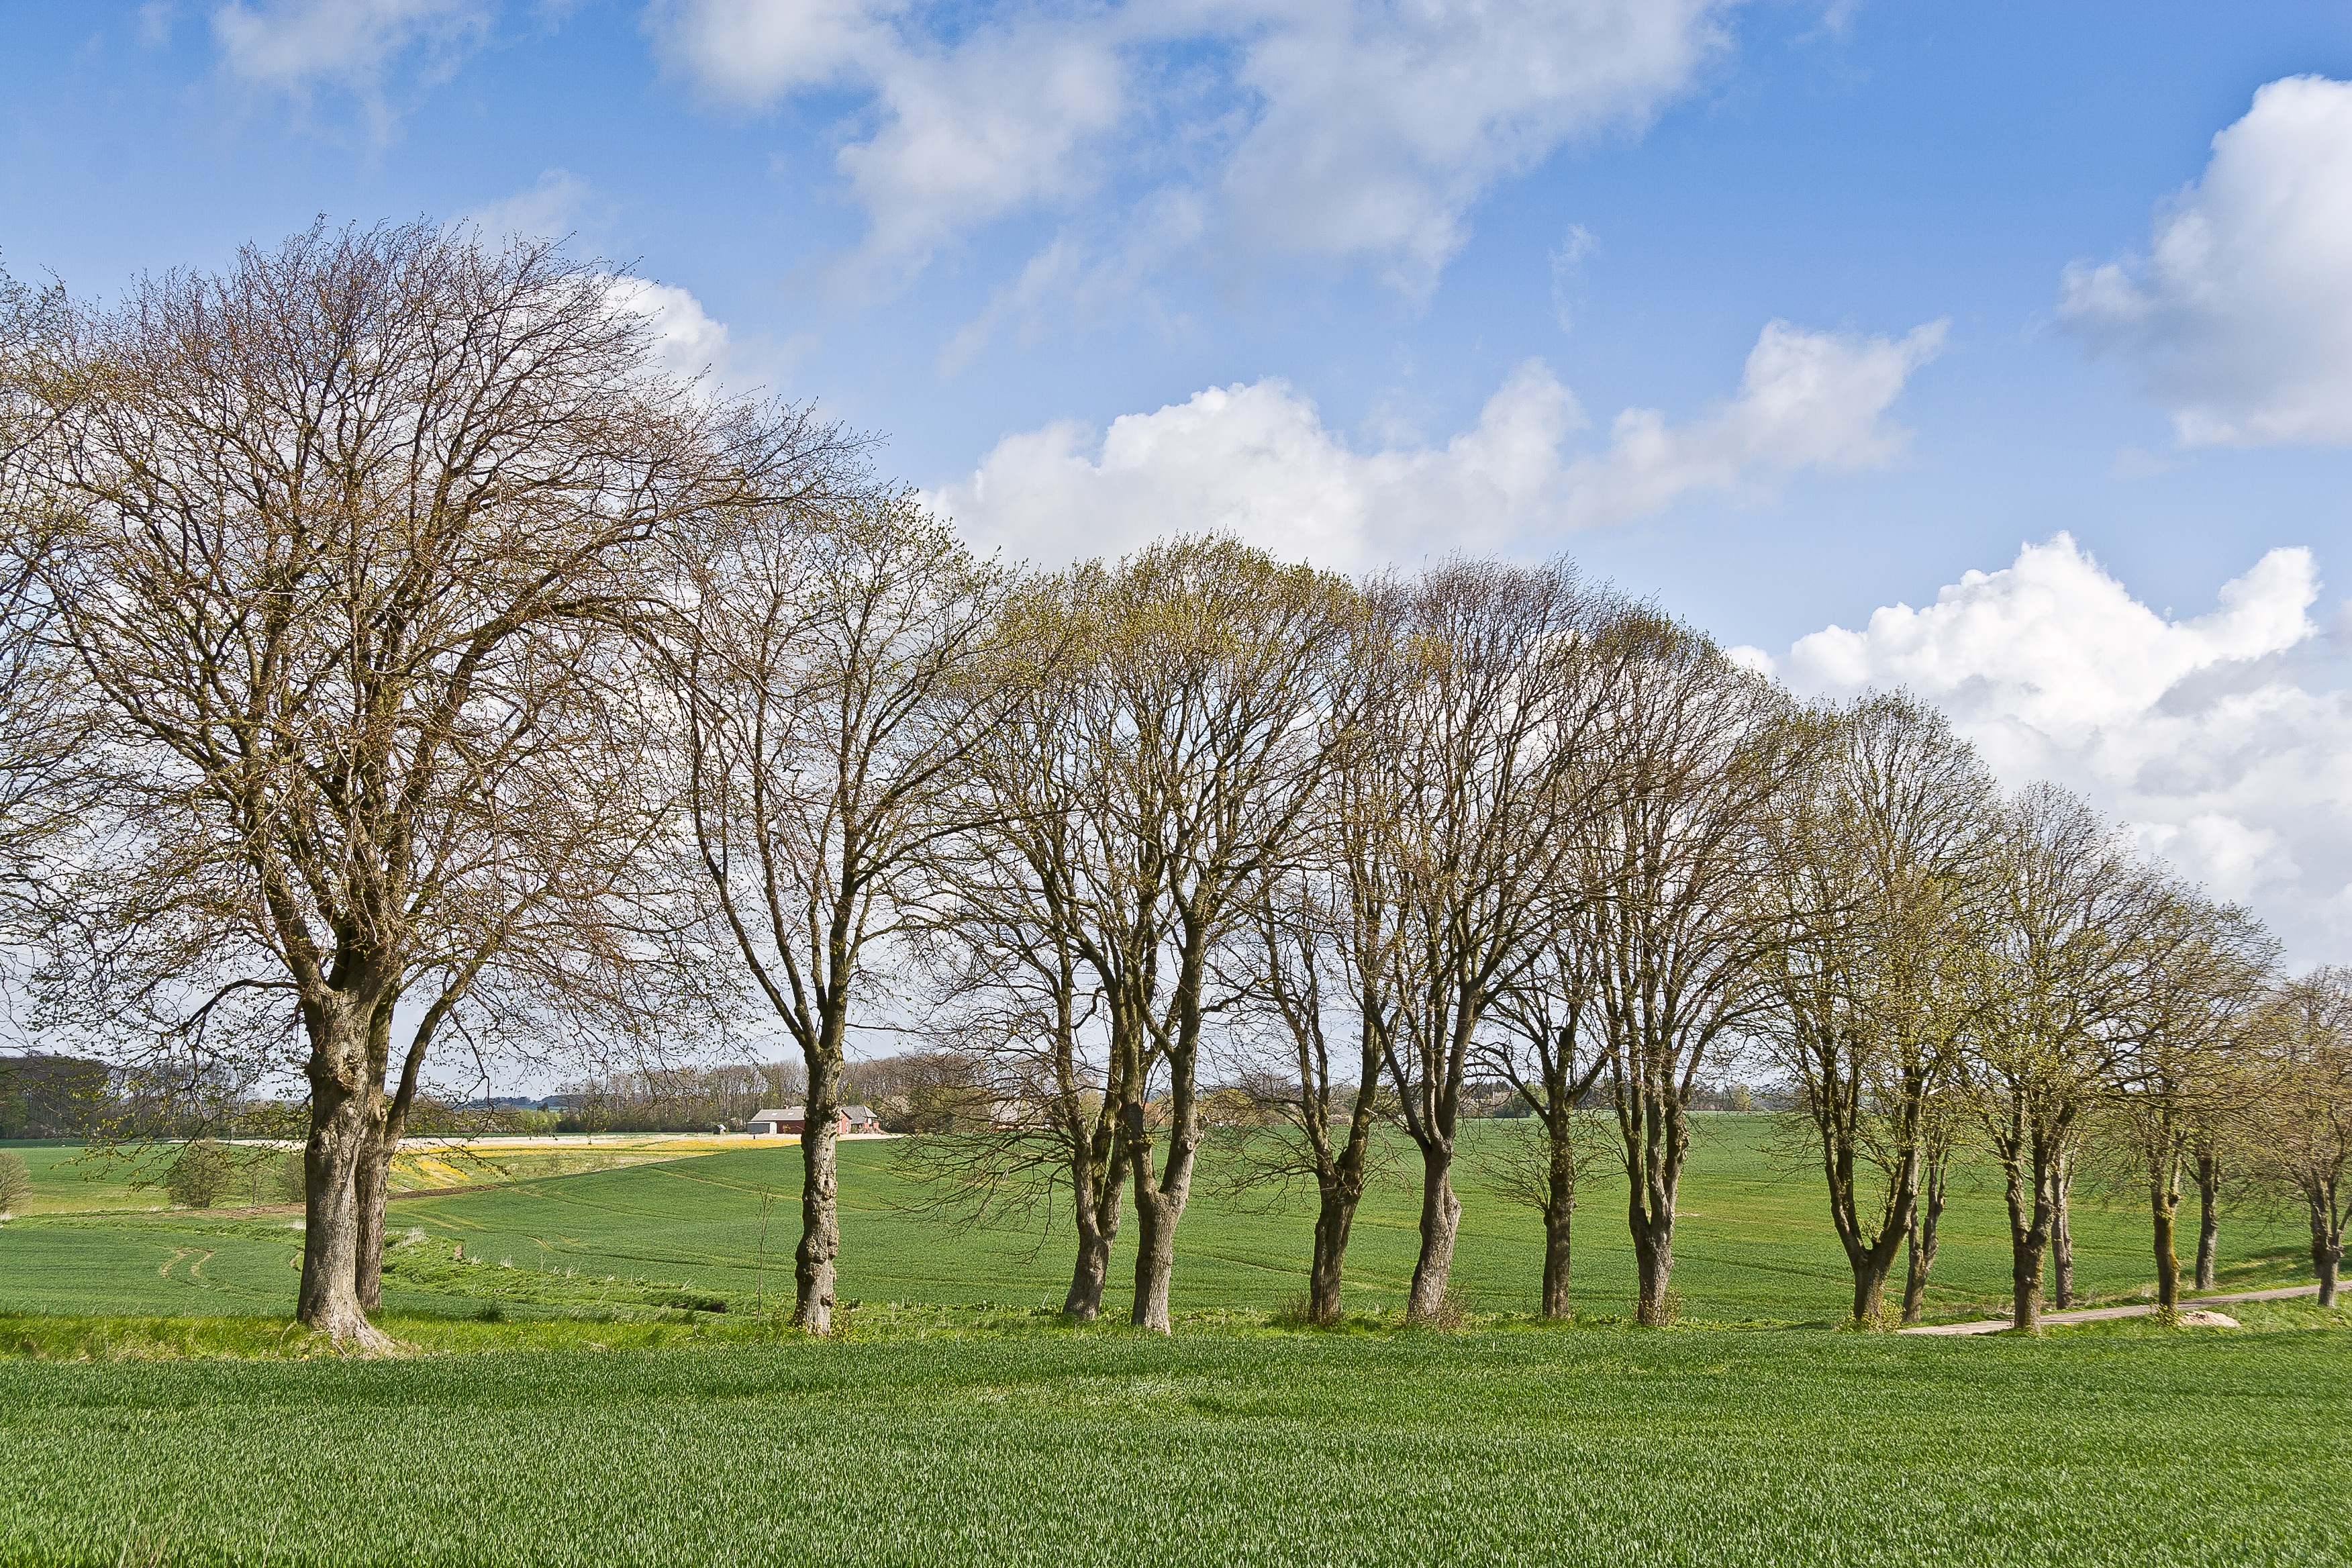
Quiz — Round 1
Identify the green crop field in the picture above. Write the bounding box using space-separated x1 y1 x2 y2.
1 1117 2342 1566
0 1118 2317 1326
3 1324 2347 1566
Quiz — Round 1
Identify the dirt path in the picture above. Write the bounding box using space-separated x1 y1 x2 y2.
1900 1284 2323 1335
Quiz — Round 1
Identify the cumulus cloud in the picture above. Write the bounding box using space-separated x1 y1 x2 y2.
649 1 1732 293
932 361 1583 569
1739 536 2352 960
606 277 734 388
1561 318 1944 528
2059 75 2352 447
931 318 1941 567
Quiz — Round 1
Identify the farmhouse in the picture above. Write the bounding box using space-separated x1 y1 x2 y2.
749 1105 886 1136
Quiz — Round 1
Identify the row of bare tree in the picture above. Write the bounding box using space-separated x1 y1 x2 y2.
3 225 2344 1345
904 606 2348 1335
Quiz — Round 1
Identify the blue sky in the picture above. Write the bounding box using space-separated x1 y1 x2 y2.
5 0 2352 961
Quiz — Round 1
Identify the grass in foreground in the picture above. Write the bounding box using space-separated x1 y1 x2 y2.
1 1321 2345 1567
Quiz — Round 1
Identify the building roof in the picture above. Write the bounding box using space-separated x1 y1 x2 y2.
752 1108 797 1122
844 1104 878 1122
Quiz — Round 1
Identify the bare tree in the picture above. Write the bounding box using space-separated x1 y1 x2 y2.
1753 693 1998 1326
2096 887 2272 1312
1963 785 2169 1331
0 269 98 1000
1218 850 1398 1325
2247 969 2352 1306
1373 561 1653 1324
1206 597 1412 1325
673 496 1013 1335
1481 936 1610 1319
1071 540 1363 1333
895 584 1127 1320
1897 1092 1961 1324
1573 632 1813 1325
7 223 812 1342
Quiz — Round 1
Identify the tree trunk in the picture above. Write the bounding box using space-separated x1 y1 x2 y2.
2194 1151 2221 1291
2151 1170 2182 1312
1625 1108 1685 1326
1406 1142 1462 1323
1851 1248 1900 1329
1900 1165 1946 1325
2004 1163 2053 1332
352 1128 395 1314
1539 1154 1575 1322
795 1057 843 1334
1308 1179 1360 1325
294 995 389 1347
1630 1210 1675 1325
1063 1127 1124 1321
1129 1122 1198 1334
2314 1204 2343 1309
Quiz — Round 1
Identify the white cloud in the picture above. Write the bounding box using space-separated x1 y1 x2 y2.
212 0 491 93
645 0 877 100
651 1 1126 285
2059 74 2352 448
1559 318 1944 528
1741 535 2352 960
1215 0 1727 293
648 1 1732 293
836 26 1128 276
462 167 603 244
932 318 1943 567
933 361 1583 569
606 277 734 387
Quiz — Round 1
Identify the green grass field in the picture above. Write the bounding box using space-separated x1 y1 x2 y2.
1 1118 2342 1566
3 1325 2346 1566
0 1118 2317 1326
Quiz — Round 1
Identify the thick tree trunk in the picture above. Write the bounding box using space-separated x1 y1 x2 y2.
1630 1210 1676 1325
1824 1144 1912 1330
353 1131 395 1314
2010 1232 2048 1330
1130 1122 1197 1334
1816 1133 1910 1335
1062 1131 1122 1322
795 1057 844 1335
1539 1163 1575 1322
1900 1167 1946 1325
2313 1206 2342 1309
1065 1226 1112 1321
2194 1152 2222 1291
2151 1171 2182 1312
1308 1180 1361 1325
1852 1248 1900 1328
2004 1164 2053 1332
1406 1142 1461 1323
1625 1104 1687 1327
295 995 390 1347
1128 1188 1185 1334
